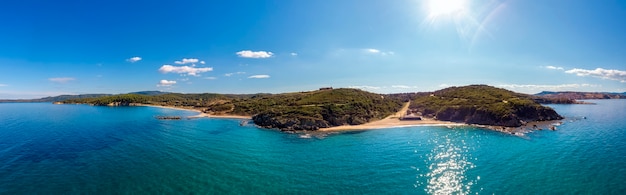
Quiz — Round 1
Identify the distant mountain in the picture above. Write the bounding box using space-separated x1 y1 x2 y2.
0 91 169 103
128 91 171 96
534 91 558 96
0 94 111 103
535 91 626 99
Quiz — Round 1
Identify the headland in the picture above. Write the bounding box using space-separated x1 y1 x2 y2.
56 85 565 133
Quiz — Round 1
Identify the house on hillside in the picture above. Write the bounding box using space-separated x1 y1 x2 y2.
400 111 422 120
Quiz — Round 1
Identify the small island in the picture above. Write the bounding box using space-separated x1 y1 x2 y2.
56 85 567 132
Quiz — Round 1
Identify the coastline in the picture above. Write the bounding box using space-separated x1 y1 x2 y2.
317 101 563 133
136 104 251 119
485 119 564 134
319 101 464 131
63 102 562 134
143 101 462 130
319 117 465 131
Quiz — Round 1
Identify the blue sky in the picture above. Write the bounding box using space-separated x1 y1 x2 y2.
1 0 625 99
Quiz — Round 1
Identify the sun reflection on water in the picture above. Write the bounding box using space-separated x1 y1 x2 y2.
415 135 479 195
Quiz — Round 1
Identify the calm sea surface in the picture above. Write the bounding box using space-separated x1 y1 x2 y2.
1 100 625 194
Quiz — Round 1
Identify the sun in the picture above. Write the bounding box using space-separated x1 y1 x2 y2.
428 0 467 17
421 0 496 49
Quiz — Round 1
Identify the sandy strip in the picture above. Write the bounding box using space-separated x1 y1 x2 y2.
137 104 251 119
319 101 464 131
319 118 464 131
204 114 252 119
137 104 201 113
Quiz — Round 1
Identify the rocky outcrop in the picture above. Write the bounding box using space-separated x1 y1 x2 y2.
252 112 330 131
432 105 562 127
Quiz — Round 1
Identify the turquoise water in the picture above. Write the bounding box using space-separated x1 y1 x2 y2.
1 100 625 194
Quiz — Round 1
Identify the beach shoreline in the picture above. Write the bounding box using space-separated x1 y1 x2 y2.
137 104 251 119
128 103 561 134
142 102 462 130
319 101 464 131
319 117 465 131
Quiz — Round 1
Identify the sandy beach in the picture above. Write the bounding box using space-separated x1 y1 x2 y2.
137 104 251 119
319 101 464 131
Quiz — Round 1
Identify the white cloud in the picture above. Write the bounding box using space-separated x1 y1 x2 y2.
348 85 381 90
363 48 394 56
439 84 452 88
236 50 273 58
127 56 142 63
499 84 601 92
365 48 380 53
290 52 298 56
49 77 75 83
158 65 213 76
391 85 414 89
224 72 246 77
204 77 217 80
565 68 626 83
248 75 270 79
200 61 206 64
157 80 176 87
174 58 199 65
500 83 599 88
545 65 564 70
0 84 7 87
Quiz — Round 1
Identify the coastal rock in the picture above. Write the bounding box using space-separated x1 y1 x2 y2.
431 104 562 127
252 113 330 131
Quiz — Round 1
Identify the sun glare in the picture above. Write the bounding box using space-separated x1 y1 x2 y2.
428 0 467 17
421 0 490 49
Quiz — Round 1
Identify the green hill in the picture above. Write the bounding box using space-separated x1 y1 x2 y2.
409 85 563 127
236 88 403 130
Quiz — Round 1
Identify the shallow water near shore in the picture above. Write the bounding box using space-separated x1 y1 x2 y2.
1 100 625 194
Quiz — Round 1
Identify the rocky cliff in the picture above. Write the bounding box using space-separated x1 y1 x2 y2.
252 112 330 131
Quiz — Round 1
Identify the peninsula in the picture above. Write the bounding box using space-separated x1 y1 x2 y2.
56 85 564 131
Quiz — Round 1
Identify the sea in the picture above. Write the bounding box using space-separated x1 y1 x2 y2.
1 100 625 194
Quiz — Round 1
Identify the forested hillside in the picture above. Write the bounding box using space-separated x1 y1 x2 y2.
409 85 563 127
